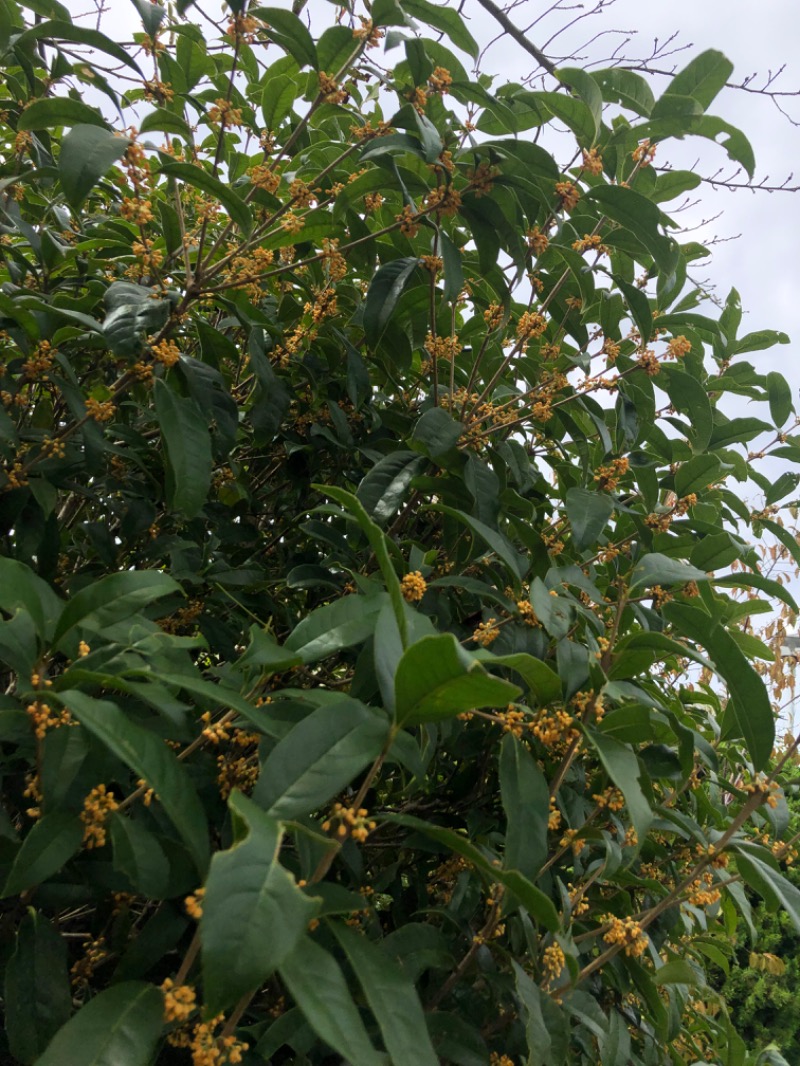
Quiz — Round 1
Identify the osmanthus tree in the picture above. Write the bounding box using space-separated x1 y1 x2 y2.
2 0 800 1062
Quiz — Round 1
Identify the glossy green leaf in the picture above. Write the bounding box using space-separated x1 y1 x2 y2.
735 849 800 933
500 734 549 880
129 0 165 36
426 503 525 581
557 66 603 139
15 20 144 74
588 185 677 275
2 814 83 897
159 161 253 234
629 553 709 590
357 451 427 525
60 692 209 873
53 567 179 646
35 982 163 1066
285 592 387 663
59 125 130 208
666 49 733 110
400 0 478 58
363 257 421 345
674 453 724 498
109 814 170 898
0 556 62 641
330 922 438 1066
663 602 773 769
5 910 72 1064
566 487 614 551
138 107 192 140
202 792 318 1015
154 379 213 519
395 633 520 726
586 728 652 843
766 370 794 427
253 697 389 818
253 7 318 69
261 72 297 130
101 281 170 358
278 937 384 1066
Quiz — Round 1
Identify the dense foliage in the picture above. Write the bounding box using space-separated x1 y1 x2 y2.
2 0 800 1062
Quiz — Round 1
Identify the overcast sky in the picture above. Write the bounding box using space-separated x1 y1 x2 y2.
62 0 800 391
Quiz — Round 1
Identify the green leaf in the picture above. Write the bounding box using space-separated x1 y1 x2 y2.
58 125 130 208
513 961 569 1066
531 579 572 640
5 910 72 1064
588 186 677 276
34 982 163 1066
279 937 384 1066
410 407 463 459
674 453 723 498
586 728 652 843
15 20 144 75
653 958 702 985
0 556 63 641
714 572 798 615
400 0 479 58
109 814 170 898
154 379 213 519
629 553 709 590
734 329 790 355
2 814 83 898
285 592 387 663
473 650 562 706
384 814 559 930
692 115 755 179
319 485 408 648
594 68 654 116
17 97 109 132
252 7 318 69
202 792 318 1015
138 108 192 140
357 451 427 525
735 849 800 934
330 923 439 1066
708 416 771 449
425 503 525 581
129 0 166 36
566 487 614 552
659 366 713 451
666 49 733 110
53 568 179 646
499 734 549 880
60 692 209 874
440 230 464 304
557 67 603 139
363 257 421 346
394 633 520 727
159 161 253 234
766 370 794 427
261 73 297 130
252 697 389 818
101 281 170 358
662 602 773 770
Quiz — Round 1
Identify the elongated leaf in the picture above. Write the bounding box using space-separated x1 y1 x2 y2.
109 815 170 898
3 814 83 898
0 556 62 641
53 568 179 646
129 0 166 36
357 451 427 524
252 697 389 818
629 553 709 590
766 370 794 427
5 910 72 1064
566 487 614 552
319 485 408 647
500 734 549 880
513 961 570 1066
60 692 209 874
714 572 798 614
587 728 652 843
15 20 144 74
59 125 130 208
400 0 479 57
557 67 603 139
330 923 438 1066
261 73 297 130
666 49 733 110
285 592 387 663
278 937 384 1066
138 108 192 140
363 257 421 345
663 602 773 769
202 792 318 1014
154 379 213 519
385 814 559 929
253 6 318 69
35 982 163 1066
589 185 677 275
426 503 525 581
158 161 253 234
473 650 562 705
395 633 520 727
674 453 723 498
735 849 800 933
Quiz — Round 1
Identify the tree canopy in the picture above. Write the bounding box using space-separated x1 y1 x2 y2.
1 0 800 1063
